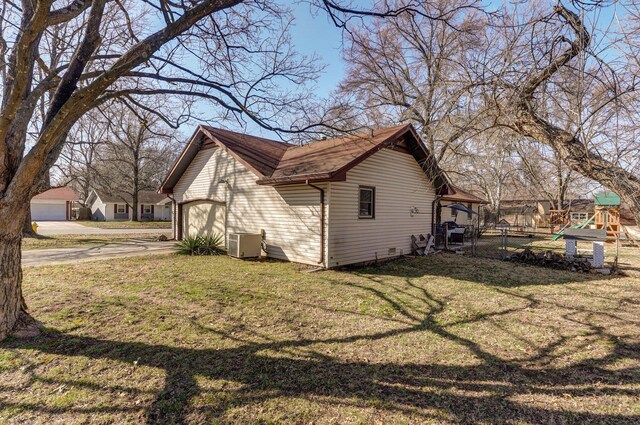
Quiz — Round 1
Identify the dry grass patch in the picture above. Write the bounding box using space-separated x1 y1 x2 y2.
1 253 639 424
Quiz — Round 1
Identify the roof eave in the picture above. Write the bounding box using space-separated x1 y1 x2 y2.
441 195 489 205
158 128 206 194
256 172 346 186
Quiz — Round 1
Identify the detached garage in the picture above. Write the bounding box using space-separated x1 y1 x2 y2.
31 187 78 221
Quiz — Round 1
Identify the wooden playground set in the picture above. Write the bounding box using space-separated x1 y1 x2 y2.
550 192 629 243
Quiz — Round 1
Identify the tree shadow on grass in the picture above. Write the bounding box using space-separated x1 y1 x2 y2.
5 327 639 423
5 256 640 423
5 313 640 422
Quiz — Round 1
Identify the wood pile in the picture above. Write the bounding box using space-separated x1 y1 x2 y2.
508 249 593 272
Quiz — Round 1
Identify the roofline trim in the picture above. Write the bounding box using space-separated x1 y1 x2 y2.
158 128 206 194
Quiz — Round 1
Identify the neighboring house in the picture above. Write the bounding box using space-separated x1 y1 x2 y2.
30 187 79 221
160 124 453 268
498 199 548 228
438 185 487 227
87 189 172 221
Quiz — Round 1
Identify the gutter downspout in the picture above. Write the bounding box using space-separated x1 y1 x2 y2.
167 193 177 240
306 181 325 267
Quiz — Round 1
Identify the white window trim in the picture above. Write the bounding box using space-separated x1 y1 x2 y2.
358 186 375 219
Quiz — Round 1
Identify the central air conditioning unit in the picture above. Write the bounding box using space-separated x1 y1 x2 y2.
228 233 262 258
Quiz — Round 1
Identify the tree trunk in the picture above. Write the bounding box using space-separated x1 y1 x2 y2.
0 230 39 340
132 193 138 222
132 148 140 222
22 207 37 237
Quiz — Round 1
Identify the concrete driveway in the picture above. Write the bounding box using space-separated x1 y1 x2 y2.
35 221 171 235
22 240 175 267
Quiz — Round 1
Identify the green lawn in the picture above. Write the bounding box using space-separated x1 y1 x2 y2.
77 220 172 229
2 254 639 424
21 233 171 250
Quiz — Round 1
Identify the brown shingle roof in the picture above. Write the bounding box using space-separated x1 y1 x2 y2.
258 125 410 185
200 126 293 177
441 185 487 204
160 124 449 192
33 187 78 201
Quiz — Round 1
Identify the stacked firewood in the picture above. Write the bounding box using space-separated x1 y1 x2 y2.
508 249 593 272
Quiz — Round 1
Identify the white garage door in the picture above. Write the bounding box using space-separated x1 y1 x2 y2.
183 201 225 238
31 203 67 221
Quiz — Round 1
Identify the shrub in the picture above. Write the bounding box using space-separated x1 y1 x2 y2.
175 234 226 256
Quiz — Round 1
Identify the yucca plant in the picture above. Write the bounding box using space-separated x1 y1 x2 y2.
175 234 226 256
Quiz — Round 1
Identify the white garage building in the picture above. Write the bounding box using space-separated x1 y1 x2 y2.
30 187 79 221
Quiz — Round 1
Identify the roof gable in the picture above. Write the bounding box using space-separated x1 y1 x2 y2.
33 187 78 201
258 125 411 184
200 126 292 177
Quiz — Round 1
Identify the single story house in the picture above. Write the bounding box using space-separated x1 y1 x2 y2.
160 124 456 268
30 187 79 221
87 189 172 221
438 185 487 227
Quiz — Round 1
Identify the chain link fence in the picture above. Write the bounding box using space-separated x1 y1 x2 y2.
434 224 630 271
434 226 550 259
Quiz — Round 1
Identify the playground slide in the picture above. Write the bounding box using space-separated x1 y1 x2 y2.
551 218 594 241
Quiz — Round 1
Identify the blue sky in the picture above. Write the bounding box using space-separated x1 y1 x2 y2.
180 2 347 140
183 1 627 141
289 1 345 100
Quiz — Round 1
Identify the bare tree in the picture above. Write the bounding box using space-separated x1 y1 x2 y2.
489 3 640 223
54 110 106 205
514 142 580 210
332 0 487 169
455 130 520 220
94 106 176 221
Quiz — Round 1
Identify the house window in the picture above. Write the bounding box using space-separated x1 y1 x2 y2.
358 186 375 219
117 204 125 214
467 203 473 220
143 205 152 214
451 208 458 219
571 212 588 221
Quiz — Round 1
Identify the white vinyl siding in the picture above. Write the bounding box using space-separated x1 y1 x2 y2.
327 148 436 267
173 146 324 265
89 194 109 221
184 201 226 237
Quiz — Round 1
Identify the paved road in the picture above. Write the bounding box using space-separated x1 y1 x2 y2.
22 240 175 267
35 221 171 235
